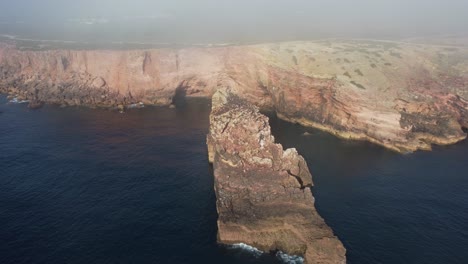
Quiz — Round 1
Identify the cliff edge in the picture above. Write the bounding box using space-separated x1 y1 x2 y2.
207 89 346 264
1 40 467 152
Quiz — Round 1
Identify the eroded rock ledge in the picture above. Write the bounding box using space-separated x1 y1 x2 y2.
207 89 346 264
1 40 467 153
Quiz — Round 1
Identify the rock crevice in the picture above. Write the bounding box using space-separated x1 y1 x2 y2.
207 88 346 264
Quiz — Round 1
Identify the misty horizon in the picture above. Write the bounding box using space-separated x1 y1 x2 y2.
1 0 467 45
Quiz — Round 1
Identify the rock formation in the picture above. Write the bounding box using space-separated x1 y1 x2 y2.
0 40 467 152
207 89 346 264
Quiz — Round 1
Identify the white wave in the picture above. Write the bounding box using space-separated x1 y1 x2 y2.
276 251 304 264
229 243 264 257
228 243 304 263
127 102 145 109
9 98 29 104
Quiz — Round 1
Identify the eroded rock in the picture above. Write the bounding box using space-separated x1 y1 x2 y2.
0 41 467 152
207 88 346 264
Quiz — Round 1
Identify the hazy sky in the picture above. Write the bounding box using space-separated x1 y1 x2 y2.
0 0 467 42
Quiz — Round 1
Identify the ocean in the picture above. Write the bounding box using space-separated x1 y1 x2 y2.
1 95 467 264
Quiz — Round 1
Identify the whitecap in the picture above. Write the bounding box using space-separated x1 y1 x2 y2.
228 243 263 258
276 251 304 264
227 243 304 263
127 102 145 109
9 98 29 104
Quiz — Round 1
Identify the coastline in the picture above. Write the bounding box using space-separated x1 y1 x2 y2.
277 114 467 154
1 39 466 153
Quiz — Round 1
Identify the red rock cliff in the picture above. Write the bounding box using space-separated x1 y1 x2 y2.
1 40 467 152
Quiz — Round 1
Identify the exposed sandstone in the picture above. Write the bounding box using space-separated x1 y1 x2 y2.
207 89 346 264
0 40 467 152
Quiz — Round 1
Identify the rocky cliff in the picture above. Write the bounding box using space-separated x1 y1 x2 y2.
0 42 225 107
1 40 467 152
207 88 346 263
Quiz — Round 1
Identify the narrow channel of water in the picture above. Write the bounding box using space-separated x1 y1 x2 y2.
269 115 468 264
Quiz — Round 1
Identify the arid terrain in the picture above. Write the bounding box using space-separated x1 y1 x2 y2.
0 39 467 152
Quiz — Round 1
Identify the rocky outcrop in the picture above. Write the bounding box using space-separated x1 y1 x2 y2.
1 40 467 152
207 89 346 264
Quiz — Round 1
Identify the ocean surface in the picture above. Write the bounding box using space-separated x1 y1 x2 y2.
269 116 468 264
1 95 467 264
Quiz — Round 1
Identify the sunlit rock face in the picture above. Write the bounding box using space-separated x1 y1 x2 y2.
1 40 467 152
0 43 225 107
207 88 346 264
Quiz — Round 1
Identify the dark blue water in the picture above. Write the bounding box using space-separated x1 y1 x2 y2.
1 95 467 264
0 96 286 264
270 116 468 264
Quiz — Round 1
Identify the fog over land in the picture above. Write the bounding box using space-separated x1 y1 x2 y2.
0 0 467 45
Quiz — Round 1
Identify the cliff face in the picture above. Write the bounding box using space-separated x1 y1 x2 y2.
0 43 226 106
207 89 346 264
1 40 467 152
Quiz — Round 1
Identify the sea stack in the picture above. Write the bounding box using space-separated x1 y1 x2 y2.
207 88 346 263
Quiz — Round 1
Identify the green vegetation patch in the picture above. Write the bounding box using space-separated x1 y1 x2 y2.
292 56 298 65
351 81 366 89
354 69 364 76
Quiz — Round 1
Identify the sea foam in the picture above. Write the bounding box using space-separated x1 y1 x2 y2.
9 98 29 104
228 243 304 263
276 251 304 264
229 243 263 257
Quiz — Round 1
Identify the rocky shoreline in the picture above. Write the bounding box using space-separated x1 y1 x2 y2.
207 89 346 263
1 40 467 153
1 39 467 262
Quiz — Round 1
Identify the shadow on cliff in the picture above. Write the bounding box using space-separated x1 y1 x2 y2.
172 81 188 108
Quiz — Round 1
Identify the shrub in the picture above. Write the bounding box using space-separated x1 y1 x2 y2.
351 81 366 89
354 69 364 76
292 56 298 65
